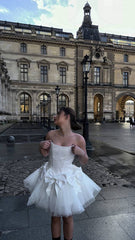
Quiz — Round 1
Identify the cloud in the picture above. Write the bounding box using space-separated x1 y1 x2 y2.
0 6 9 13
32 0 135 38
33 0 62 11
33 0 87 36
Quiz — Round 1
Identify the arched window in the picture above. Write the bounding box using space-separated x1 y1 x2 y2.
20 43 27 53
58 94 69 108
41 45 47 55
40 93 51 117
20 93 30 113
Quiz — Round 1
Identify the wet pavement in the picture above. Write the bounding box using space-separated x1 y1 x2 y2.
0 186 135 240
0 122 48 143
88 122 135 154
0 122 135 239
88 140 135 188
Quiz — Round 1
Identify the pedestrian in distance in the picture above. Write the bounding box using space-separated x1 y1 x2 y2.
23 107 101 240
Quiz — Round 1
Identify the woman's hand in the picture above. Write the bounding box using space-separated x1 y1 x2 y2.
71 144 84 156
39 140 51 157
71 144 88 164
40 140 51 150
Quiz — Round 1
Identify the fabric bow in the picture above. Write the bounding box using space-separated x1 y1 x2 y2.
43 167 82 197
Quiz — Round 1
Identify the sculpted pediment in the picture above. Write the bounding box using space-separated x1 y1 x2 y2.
16 58 31 67
56 61 68 70
37 59 50 68
121 67 132 74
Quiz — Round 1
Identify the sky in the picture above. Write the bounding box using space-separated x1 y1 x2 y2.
0 0 135 38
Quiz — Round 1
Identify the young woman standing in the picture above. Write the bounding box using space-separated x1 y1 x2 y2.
24 107 101 240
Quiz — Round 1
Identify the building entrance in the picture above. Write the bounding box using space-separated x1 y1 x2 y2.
94 94 103 122
116 95 135 121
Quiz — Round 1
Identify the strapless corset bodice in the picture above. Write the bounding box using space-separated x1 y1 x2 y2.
47 142 75 172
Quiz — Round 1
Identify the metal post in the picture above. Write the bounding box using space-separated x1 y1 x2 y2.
83 71 89 143
43 103 45 127
83 70 94 151
57 94 59 114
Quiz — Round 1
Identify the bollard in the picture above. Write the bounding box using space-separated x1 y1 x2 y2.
7 135 15 146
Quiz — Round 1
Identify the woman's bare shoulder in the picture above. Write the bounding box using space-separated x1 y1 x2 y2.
45 129 58 140
74 133 85 144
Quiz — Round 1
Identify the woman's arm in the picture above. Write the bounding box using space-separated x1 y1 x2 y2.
72 135 88 164
39 131 52 157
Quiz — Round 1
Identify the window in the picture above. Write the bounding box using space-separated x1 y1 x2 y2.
40 93 51 117
58 94 69 108
123 72 128 86
60 47 65 56
20 43 27 53
41 66 48 83
20 64 28 81
20 93 30 113
41 45 47 55
60 67 66 83
124 54 128 62
94 67 100 84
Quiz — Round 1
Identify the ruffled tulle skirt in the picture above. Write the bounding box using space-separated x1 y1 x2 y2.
23 162 101 217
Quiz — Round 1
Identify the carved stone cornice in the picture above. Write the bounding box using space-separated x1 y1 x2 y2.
121 66 132 74
16 57 31 67
56 61 68 70
37 59 50 69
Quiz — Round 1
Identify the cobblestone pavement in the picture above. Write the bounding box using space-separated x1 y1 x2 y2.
0 142 131 197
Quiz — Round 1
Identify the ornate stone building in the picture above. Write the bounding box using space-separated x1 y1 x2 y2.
1 2 135 122
0 21 75 122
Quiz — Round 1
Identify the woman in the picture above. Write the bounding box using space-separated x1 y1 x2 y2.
23 107 101 240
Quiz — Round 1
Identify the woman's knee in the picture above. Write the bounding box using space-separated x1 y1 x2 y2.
51 216 61 223
62 216 73 224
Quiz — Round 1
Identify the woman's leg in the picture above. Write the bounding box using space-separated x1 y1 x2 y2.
62 215 73 240
51 216 61 239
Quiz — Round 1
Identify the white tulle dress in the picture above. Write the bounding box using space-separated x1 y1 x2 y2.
23 141 101 217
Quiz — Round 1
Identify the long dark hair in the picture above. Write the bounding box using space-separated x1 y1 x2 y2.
58 107 82 130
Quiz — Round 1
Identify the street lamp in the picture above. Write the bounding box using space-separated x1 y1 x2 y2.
81 54 94 151
42 98 46 127
55 85 61 113
36 104 40 123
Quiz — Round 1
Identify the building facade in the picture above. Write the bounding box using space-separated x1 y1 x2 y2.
1 2 135 122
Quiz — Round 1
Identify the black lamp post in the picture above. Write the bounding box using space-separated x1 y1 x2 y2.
47 96 51 130
81 55 94 151
55 85 61 113
36 104 40 123
42 98 46 127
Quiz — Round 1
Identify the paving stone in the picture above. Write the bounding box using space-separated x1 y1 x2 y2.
0 195 28 212
100 186 135 200
28 207 51 227
73 215 132 240
0 210 28 230
113 213 135 240
85 197 129 218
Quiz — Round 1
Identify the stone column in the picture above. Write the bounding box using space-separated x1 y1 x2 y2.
5 83 8 112
32 91 37 122
12 90 18 120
